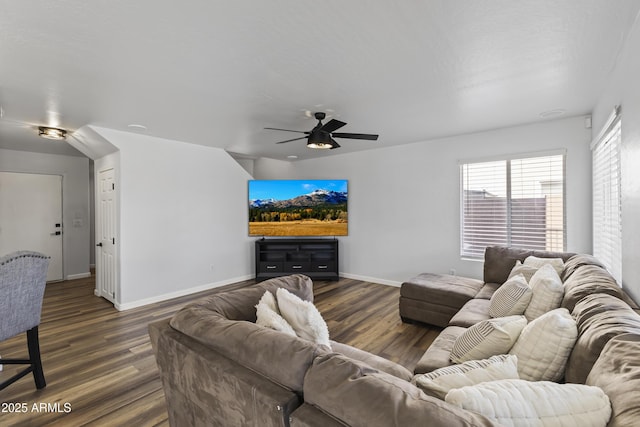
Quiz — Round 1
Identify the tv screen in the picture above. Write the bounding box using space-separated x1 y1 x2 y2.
249 179 348 236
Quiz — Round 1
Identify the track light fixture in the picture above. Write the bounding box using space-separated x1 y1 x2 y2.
38 126 67 140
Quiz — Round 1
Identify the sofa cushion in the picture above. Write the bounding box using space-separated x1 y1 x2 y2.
304 353 497 427
474 282 501 300
488 274 532 317
330 341 412 381
522 255 565 276
566 293 640 383
586 334 640 427
255 292 297 336
509 308 577 381
483 246 573 285
414 326 466 374
561 253 607 281
193 274 315 321
450 315 527 364
445 379 611 427
276 288 330 346
483 246 533 285
524 263 564 321
401 273 484 308
413 354 519 400
507 260 538 282
561 265 624 312
449 299 491 328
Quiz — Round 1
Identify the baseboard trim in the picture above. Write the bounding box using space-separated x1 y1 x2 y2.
66 272 92 280
114 274 254 311
340 272 402 287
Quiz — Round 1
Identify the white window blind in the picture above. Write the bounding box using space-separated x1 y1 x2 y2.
592 111 622 283
461 153 565 258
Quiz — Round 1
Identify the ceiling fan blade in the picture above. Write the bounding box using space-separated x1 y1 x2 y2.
332 132 379 140
320 119 346 133
264 127 309 134
329 139 341 150
275 136 307 144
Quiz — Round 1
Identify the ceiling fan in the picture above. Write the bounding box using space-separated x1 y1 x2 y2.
265 112 378 150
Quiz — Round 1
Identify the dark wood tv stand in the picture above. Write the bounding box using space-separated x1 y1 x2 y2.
255 238 339 282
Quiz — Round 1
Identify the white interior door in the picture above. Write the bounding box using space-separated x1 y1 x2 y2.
0 171 64 281
96 168 117 302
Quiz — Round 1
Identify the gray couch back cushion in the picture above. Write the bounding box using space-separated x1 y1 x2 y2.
303 353 498 427
191 274 314 321
483 246 574 285
561 265 625 312
586 333 640 427
566 293 640 383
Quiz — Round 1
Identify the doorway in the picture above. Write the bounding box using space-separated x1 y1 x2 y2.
0 171 64 281
96 167 117 302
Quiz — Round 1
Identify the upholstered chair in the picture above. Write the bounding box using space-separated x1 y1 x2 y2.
0 251 50 390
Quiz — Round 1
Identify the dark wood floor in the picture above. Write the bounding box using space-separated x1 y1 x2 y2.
0 274 440 426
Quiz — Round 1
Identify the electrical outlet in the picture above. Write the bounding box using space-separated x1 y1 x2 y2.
449 268 456 276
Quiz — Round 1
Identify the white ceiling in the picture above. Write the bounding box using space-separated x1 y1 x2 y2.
1 1 639 161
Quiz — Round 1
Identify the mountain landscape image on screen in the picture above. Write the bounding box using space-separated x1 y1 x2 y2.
249 180 348 236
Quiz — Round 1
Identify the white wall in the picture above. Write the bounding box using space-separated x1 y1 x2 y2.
0 148 91 279
255 116 592 285
592 13 640 302
91 127 254 309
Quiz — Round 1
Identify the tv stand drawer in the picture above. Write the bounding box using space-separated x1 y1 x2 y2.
311 261 336 272
285 261 311 272
259 261 283 272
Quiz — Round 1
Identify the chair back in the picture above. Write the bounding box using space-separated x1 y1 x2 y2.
0 251 50 341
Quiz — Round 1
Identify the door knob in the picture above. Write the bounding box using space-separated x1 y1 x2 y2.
96 242 103 247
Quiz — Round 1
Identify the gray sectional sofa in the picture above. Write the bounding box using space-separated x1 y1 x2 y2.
150 247 640 426
149 274 494 426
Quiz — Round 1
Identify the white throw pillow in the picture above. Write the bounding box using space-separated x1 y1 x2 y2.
489 274 532 317
508 260 538 283
276 288 330 347
450 315 527 364
524 264 564 321
255 296 297 336
509 308 577 381
414 354 519 400
523 255 565 276
258 289 279 313
445 379 611 427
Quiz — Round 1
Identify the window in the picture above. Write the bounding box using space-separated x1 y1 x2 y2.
460 153 565 258
592 108 622 282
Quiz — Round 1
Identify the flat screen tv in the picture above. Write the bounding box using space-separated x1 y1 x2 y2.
249 179 348 237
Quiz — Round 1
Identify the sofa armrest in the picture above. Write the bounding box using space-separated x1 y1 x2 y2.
330 341 413 381
149 319 301 427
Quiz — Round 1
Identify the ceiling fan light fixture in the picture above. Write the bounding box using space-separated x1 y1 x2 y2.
38 126 67 140
307 131 333 149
